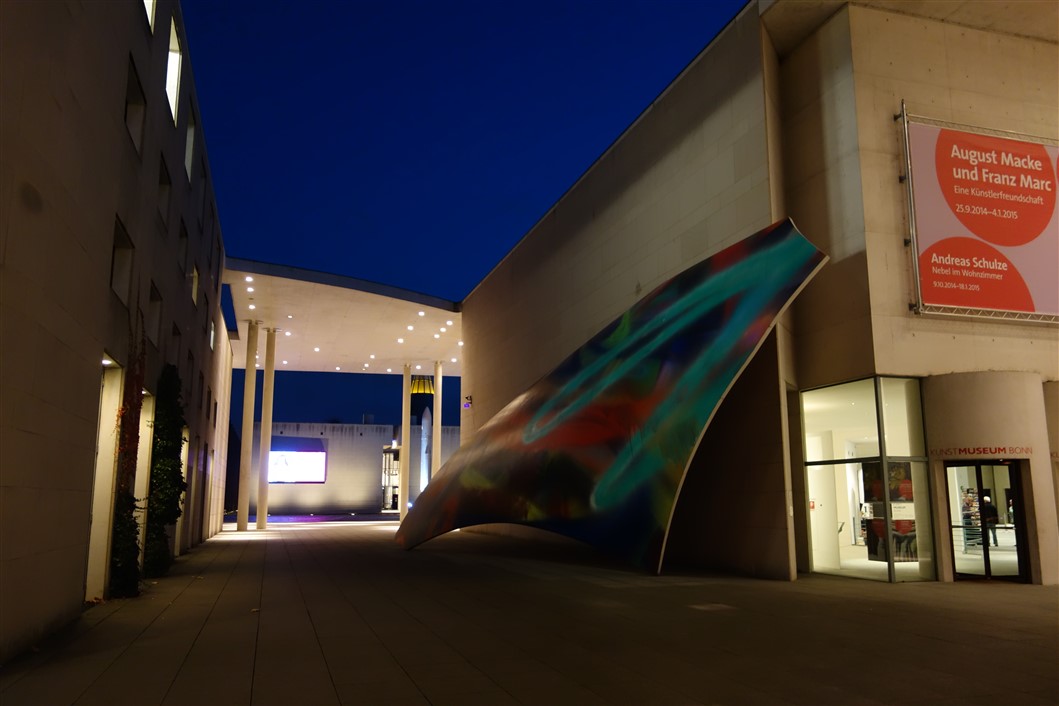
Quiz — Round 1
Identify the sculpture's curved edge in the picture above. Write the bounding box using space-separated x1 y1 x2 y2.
653 249 830 575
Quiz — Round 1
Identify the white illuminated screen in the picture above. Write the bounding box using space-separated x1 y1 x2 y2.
268 451 326 483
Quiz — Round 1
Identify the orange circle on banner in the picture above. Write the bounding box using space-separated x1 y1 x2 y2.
934 130 1055 246
919 238 1034 311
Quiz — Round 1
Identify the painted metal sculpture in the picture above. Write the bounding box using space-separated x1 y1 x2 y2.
396 219 826 572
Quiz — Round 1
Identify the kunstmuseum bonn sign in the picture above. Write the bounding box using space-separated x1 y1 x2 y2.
907 120 1058 319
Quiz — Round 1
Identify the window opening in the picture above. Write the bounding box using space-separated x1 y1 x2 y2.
165 19 183 121
142 0 156 30
147 282 163 344
110 218 134 306
124 59 146 153
184 111 196 178
158 157 171 226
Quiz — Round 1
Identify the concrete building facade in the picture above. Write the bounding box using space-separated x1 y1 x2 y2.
460 2 1058 583
1 0 233 662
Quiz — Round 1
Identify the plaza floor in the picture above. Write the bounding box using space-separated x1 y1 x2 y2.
1 519 1056 705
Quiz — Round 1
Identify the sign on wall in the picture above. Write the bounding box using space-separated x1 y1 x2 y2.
906 119 1058 320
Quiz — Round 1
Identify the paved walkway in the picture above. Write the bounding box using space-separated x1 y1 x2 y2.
1 520 1056 705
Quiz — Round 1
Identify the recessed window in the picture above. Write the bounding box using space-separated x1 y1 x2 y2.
124 58 146 153
110 218 134 306
147 282 163 344
165 19 183 121
142 0 156 30
178 220 189 272
191 265 200 304
184 111 196 178
158 157 171 225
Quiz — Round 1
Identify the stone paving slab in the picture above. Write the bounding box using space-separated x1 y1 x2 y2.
1 520 1056 705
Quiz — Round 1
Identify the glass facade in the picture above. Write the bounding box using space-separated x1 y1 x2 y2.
801 378 933 582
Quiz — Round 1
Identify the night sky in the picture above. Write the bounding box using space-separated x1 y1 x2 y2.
179 0 747 427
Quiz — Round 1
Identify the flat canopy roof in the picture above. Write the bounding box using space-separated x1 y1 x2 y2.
223 258 463 377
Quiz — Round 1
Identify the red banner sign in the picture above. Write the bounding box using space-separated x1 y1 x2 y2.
908 122 1058 317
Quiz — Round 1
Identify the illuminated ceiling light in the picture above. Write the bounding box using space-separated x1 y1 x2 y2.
446 320 453 326
255 363 260 368
418 311 425 317
335 366 341 371
246 287 254 293
397 338 404 344
287 314 293 319
369 354 375 359
248 304 256 310
102 358 113 366
407 325 414 331
255 354 259 358
386 368 392 373
440 327 447 332
314 347 320 352
245 276 253 282
363 363 369 368
282 360 288 365
458 340 464 346
450 358 457 363
284 331 292 336
415 365 422 370
433 334 440 339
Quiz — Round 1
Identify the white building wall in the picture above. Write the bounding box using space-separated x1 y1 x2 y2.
847 5 1059 380
0 0 232 661
461 5 774 438
249 422 460 515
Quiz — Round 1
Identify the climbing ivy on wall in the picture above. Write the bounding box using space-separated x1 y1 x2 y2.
143 364 187 578
108 323 146 598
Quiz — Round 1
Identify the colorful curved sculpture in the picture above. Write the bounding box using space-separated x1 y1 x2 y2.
396 220 826 571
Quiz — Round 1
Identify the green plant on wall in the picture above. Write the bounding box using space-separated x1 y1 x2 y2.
109 320 146 598
144 364 188 578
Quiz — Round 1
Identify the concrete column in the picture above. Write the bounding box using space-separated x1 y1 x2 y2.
400 364 411 520
256 328 277 530
236 321 259 530
432 360 443 481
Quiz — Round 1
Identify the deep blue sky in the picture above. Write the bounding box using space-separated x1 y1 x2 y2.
180 0 747 426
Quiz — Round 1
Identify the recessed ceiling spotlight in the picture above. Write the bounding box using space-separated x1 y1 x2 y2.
363 363 369 368
418 311 425 317
387 368 392 373
415 365 422 370
256 354 259 359
450 358 457 363
284 331 292 337
245 276 253 282
446 320 453 326
397 338 404 343
247 286 254 293
369 354 375 359
458 341 464 346
287 314 293 319
335 366 341 371
255 363 260 368
248 304 256 310
314 347 320 352
407 325 414 331
102 358 113 366
433 334 440 339
282 360 288 365
440 327 447 333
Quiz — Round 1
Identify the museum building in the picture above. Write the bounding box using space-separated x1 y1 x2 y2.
1 0 1057 667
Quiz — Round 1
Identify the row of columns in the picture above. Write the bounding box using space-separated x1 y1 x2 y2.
235 320 446 530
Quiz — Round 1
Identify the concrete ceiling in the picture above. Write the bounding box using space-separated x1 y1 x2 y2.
761 0 1058 56
223 259 463 378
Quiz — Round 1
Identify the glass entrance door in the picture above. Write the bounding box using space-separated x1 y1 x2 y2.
945 461 1025 581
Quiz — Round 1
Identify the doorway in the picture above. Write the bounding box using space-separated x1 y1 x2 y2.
945 461 1026 581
